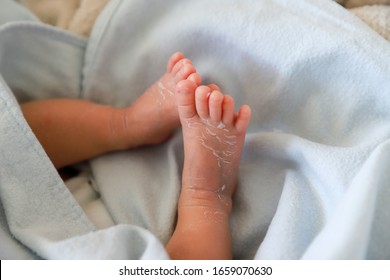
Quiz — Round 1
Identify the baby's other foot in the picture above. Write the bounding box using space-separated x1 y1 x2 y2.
117 52 201 149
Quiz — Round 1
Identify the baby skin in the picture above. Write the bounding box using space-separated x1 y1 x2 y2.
166 81 251 259
21 52 200 168
22 52 251 259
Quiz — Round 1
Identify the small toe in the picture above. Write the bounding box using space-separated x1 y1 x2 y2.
167 52 184 72
188 73 202 86
222 95 235 125
178 64 196 81
235 105 251 133
207 84 221 92
172 58 191 75
195 86 212 119
209 90 224 123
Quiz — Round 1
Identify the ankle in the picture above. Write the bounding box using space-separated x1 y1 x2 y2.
107 108 138 150
178 187 233 216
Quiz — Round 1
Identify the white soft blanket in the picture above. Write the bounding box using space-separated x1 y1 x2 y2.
1 0 390 259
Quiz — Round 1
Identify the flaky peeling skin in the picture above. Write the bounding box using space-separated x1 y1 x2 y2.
119 52 202 148
166 79 251 260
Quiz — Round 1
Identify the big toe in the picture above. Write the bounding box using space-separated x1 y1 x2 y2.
175 80 198 120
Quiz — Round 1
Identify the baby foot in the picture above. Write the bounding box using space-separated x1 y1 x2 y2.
120 52 201 148
175 80 251 214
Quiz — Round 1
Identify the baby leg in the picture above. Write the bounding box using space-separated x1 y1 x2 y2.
166 80 251 259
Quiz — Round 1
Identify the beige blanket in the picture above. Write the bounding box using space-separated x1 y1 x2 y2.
21 0 390 41
337 0 390 8
21 0 109 37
